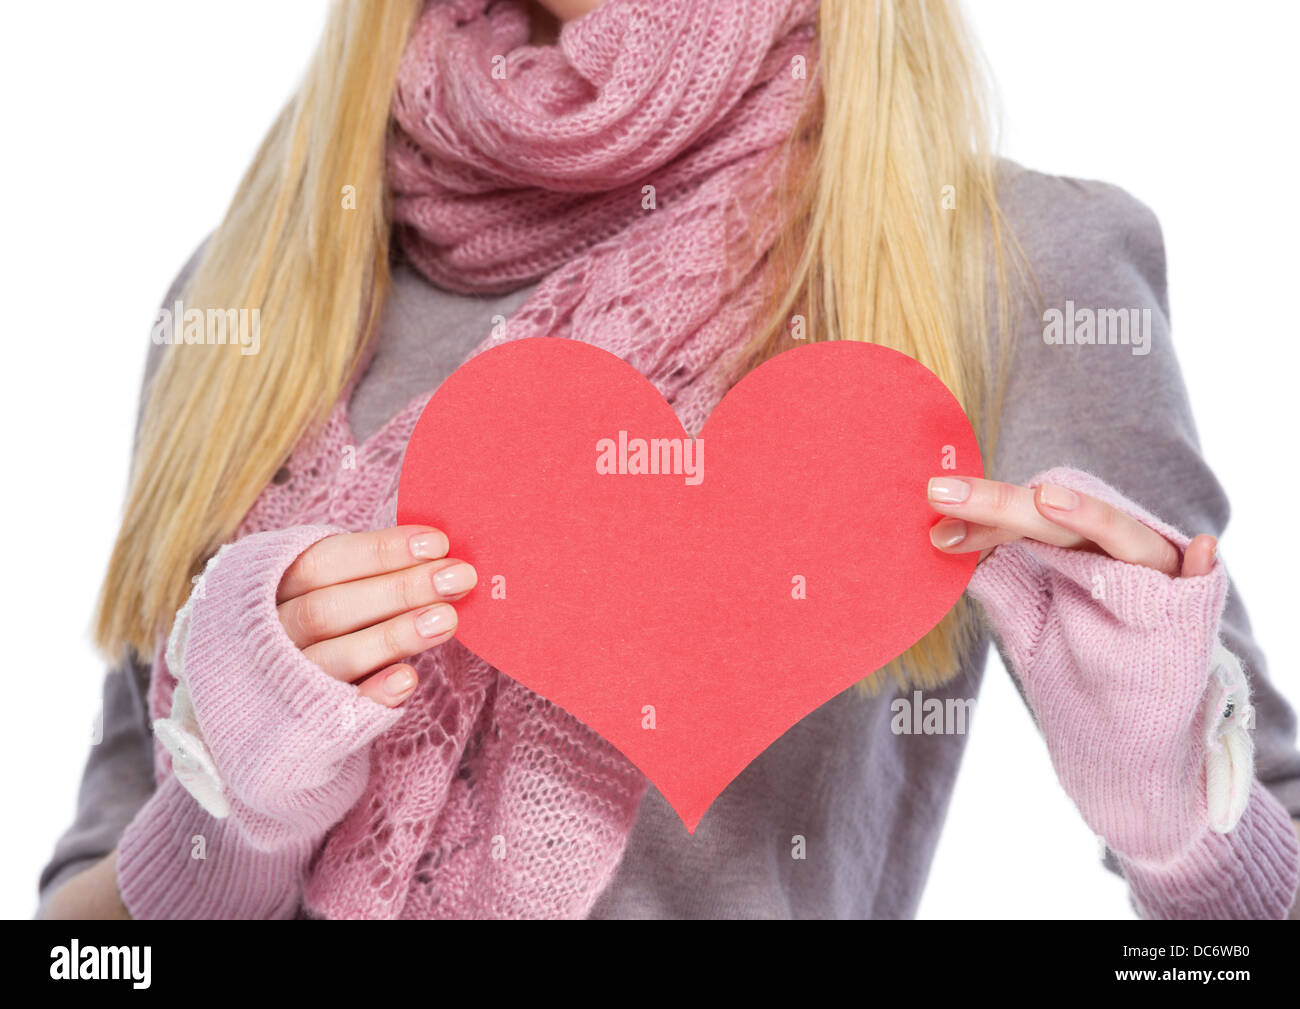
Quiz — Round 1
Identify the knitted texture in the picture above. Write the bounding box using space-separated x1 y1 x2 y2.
1123 781 1300 920
967 467 1299 917
388 0 819 437
115 1 1298 919
323 0 817 918
119 527 403 917
120 0 819 920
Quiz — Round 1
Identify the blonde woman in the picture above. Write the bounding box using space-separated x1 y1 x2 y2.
40 0 1300 919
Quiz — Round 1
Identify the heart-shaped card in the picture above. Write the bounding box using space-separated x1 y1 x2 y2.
397 338 981 831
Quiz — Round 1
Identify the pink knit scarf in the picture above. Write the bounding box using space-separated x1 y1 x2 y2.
388 0 817 434
292 0 813 918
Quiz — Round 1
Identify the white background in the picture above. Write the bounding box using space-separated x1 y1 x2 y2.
0 1 1295 920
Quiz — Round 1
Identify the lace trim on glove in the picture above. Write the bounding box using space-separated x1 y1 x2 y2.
1204 641 1255 834
152 545 234 819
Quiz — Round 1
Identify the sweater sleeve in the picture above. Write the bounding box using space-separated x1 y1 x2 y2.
116 524 404 919
968 466 1299 918
985 164 1300 916
36 654 156 916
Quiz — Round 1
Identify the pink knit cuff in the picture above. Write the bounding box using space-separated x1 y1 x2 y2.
118 775 312 920
968 466 1228 639
1119 780 1300 919
120 524 410 918
965 466 1259 867
176 524 406 849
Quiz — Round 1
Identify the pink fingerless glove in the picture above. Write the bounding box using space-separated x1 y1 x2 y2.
117 525 404 919
967 467 1299 919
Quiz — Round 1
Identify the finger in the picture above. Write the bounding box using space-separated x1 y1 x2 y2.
929 517 1021 555
927 477 1086 549
1180 534 1218 579
278 558 477 648
356 663 420 708
1033 483 1181 575
277 525 449 602
302 603 458 682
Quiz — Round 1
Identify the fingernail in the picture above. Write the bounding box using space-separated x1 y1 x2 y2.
415 603 457 638
927 477 970 503
433 562 477 596
930 519 967 549
1037 484 1079 510
409 531 449 559
383 666 417 698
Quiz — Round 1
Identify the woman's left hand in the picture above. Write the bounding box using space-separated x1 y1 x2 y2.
923 467 1257 865
925 474 1218 577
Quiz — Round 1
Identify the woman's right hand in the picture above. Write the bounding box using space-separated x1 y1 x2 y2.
275 525 476 708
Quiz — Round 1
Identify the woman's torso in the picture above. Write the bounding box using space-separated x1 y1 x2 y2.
49 161 1300 918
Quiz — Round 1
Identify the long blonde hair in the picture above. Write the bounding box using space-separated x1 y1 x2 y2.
752 0 1019 691
96 0 1018 695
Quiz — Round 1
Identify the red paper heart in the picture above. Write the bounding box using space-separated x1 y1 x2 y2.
397 338 981 831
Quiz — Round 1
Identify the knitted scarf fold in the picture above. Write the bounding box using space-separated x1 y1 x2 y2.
388 0 817 434
300 0 815 918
